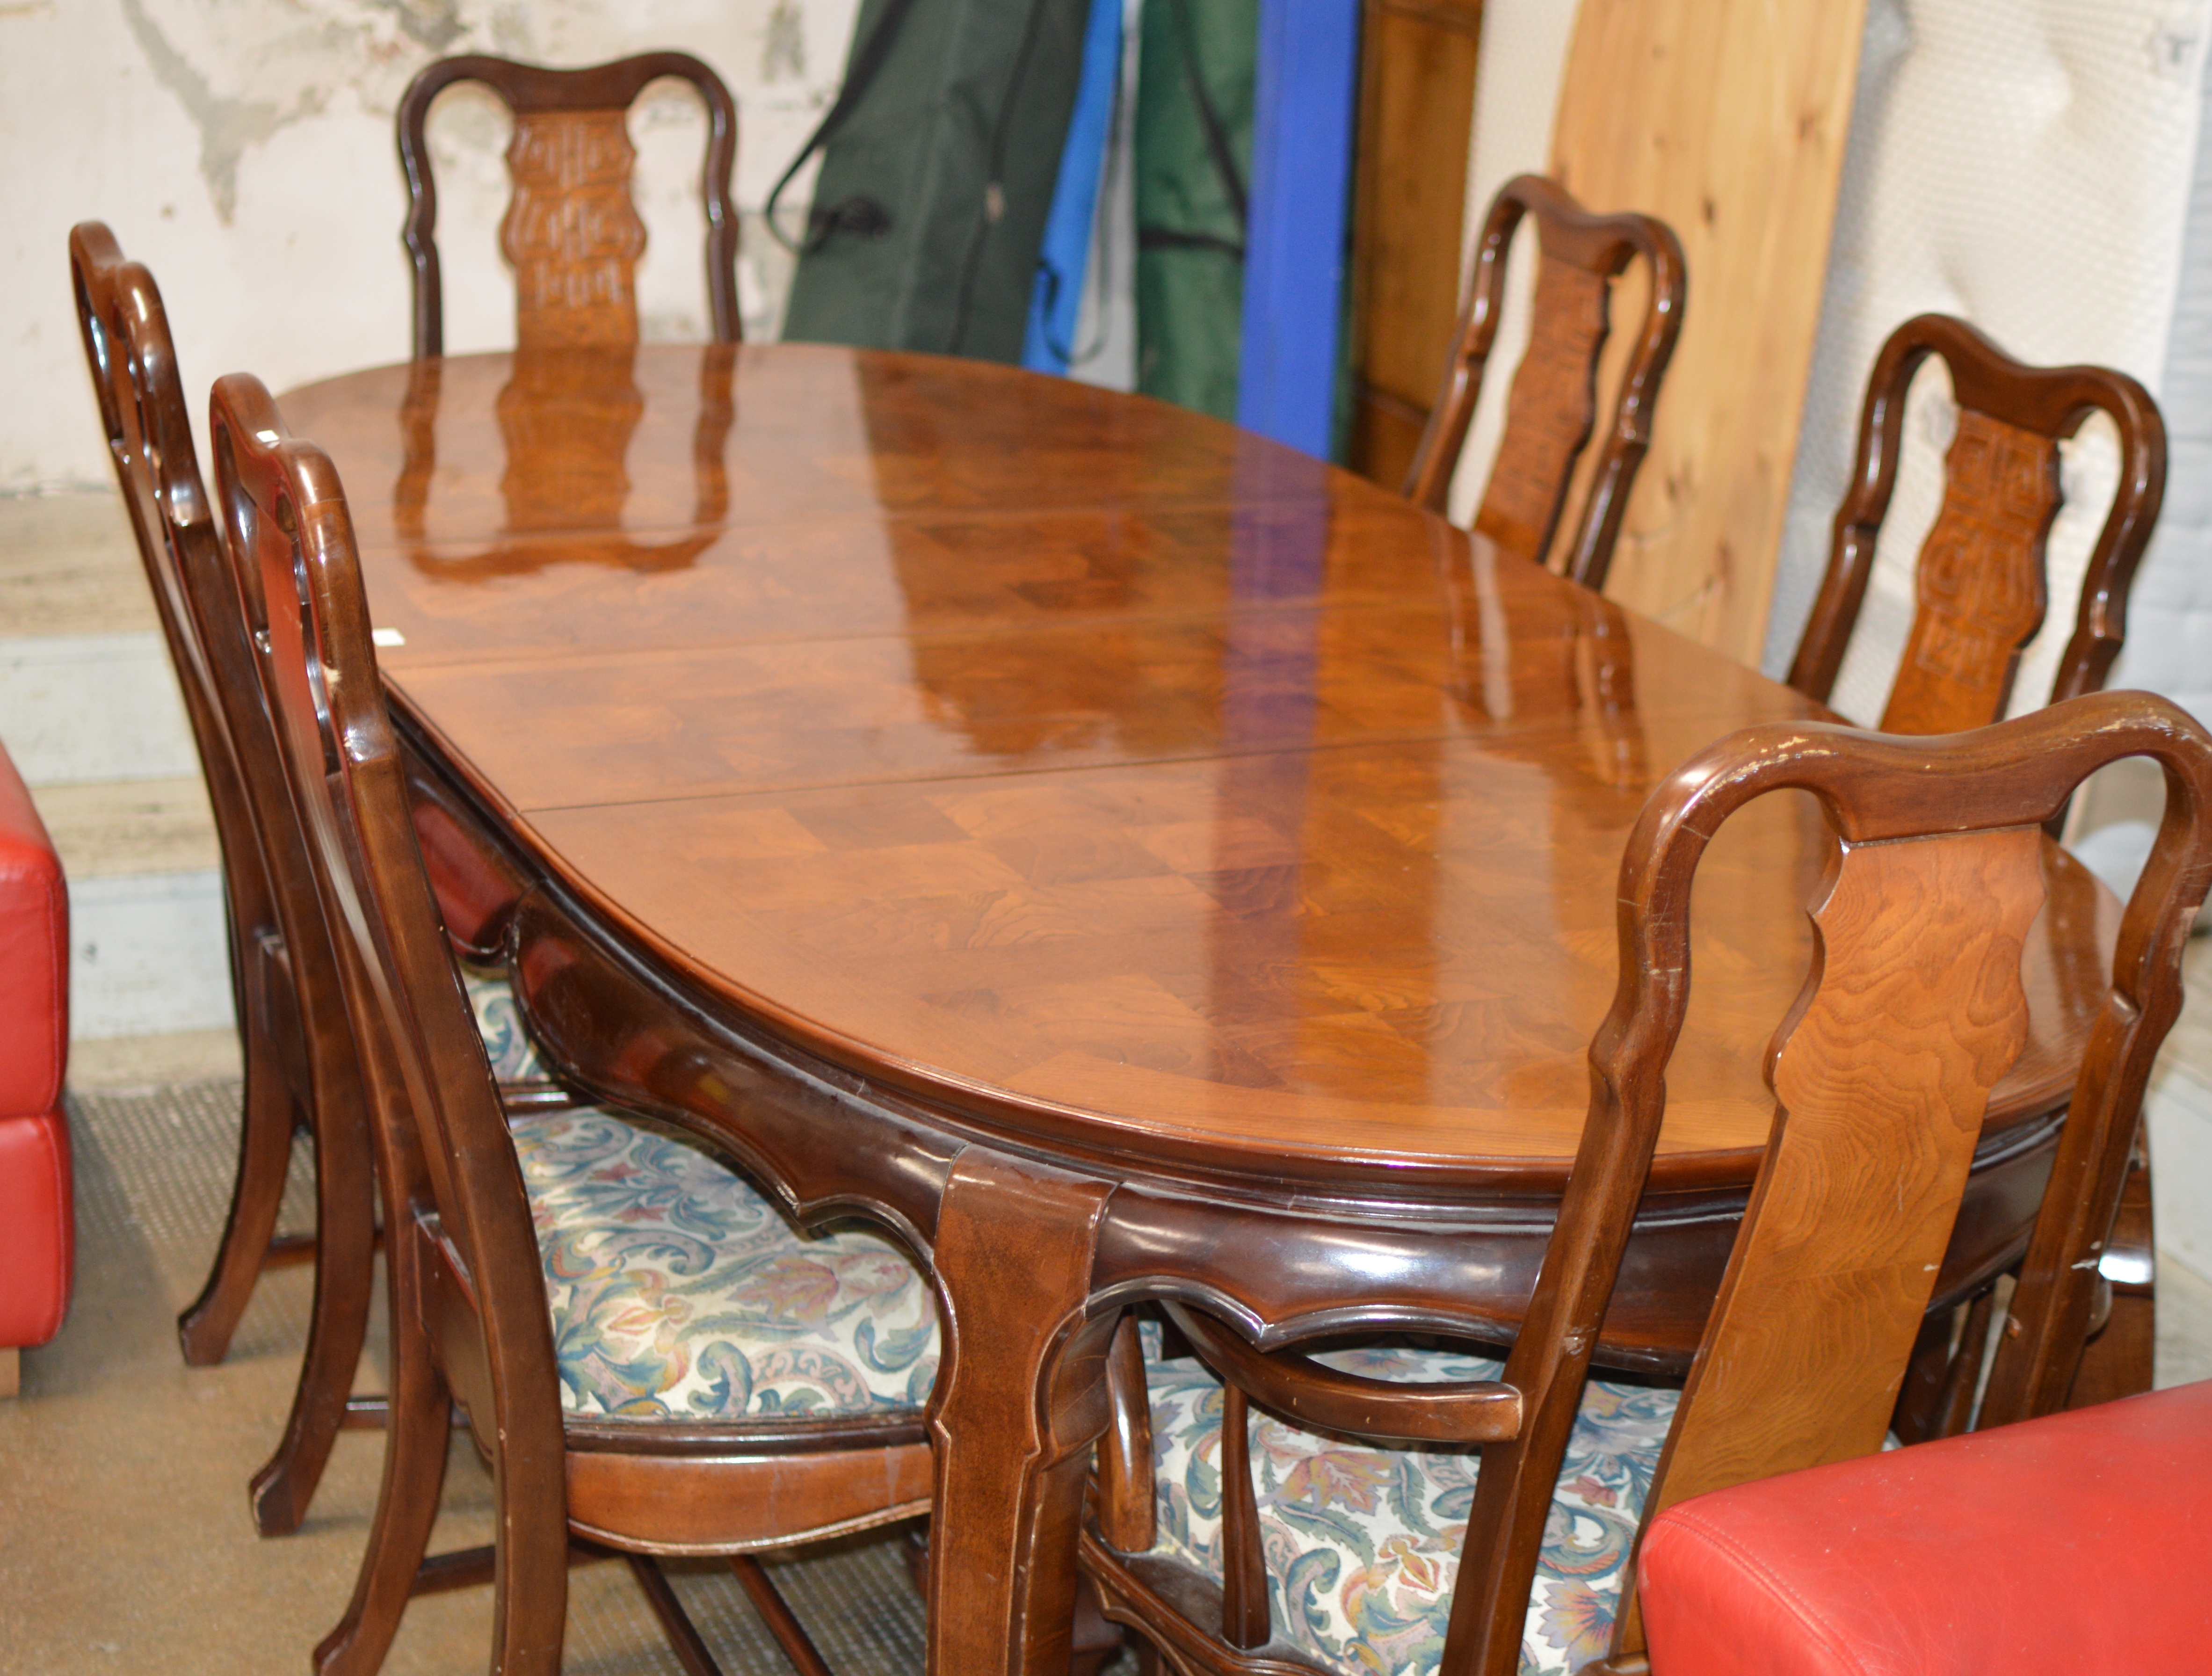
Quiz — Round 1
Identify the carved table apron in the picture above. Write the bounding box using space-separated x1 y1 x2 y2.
280 342 2112 1676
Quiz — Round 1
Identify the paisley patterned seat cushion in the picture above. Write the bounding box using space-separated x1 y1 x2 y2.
459 961 550 1083
510 1109 940 1422
1141 1347 1677 1676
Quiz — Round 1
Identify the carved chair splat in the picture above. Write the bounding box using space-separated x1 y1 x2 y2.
1786 312 2166 736
1403 174 1686 590
398 51 741 357
1080 691 2212 1676
211 373 947 1676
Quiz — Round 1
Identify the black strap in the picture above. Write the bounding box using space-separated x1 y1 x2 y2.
1165 0 1248 234
1137 226 1245 260
763 0 926 254
945 0 1060 352
1134 0 1250 267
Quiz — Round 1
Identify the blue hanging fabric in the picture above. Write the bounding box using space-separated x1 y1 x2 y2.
1022 0 1125 373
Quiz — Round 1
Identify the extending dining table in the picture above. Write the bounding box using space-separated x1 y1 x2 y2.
278 341 2113 1676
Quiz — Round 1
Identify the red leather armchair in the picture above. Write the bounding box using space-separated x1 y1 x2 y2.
1639 1377 2212 1675
0 737 70 1396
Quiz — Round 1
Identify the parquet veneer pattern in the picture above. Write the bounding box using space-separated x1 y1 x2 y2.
284 344 2112 1185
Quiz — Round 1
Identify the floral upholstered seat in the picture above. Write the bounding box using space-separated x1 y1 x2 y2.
510 1109 939 1421
459 961 551 1083
1141 1346 1677 1676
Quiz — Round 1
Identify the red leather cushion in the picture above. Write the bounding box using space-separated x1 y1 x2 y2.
0 740 66 1119
1640 1379 2212 1676
0 1109 73 1348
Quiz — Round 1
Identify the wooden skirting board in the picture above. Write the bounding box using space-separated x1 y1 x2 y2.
1550 0 1870 664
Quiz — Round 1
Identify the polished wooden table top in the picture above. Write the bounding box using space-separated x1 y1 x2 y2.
282 342 2111 1194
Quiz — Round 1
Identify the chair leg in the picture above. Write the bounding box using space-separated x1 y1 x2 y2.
176 980 299 1365
2069 1120 2157 1408
313 1238 451 1676
489 1418 572 1675
627 1555 731 1676
1068 1571 1128 1676
249 1074 380 1535
2070 1287 2157 1406
730 1556 834 1676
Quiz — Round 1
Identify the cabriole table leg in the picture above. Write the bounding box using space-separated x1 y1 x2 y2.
924 1148 1119 1676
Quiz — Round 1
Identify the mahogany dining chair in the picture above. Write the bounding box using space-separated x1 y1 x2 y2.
1079 689 2212 1676
1784 312 2169 1436
211 370 948 1676
1402 174 1686 590
69 223 577 1537
397 51 741 356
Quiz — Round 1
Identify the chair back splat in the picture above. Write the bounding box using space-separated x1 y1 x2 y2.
1786 312 2166 734
397 51 741 356
1081 690 2212 1676
1403 174 1685 590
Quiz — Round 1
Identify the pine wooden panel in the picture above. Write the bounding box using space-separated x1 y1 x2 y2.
1549 0 1867 661
1348 0 1484 489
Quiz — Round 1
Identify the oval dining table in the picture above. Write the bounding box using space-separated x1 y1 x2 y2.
277 341 2114 1676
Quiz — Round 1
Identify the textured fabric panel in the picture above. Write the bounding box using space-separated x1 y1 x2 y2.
458 960 550 1083
511 1109 938 1422
1143 1347 1676 1676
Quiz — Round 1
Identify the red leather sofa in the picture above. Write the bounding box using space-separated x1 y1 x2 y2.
0 737 69 1396
1639 1377 2212 1675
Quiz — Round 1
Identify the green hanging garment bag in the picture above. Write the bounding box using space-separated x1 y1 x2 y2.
1135 0 1258 421
777 0 1095 362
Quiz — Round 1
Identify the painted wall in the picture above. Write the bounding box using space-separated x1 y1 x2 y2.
0 0 862 493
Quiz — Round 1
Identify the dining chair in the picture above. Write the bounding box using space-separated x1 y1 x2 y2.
210 370 943 1676
68 222 575 1538
1784 312 2168 1437
397 51 741 357
1402 174 1686 589
1785 312 2165 735
1079 688 2212 1676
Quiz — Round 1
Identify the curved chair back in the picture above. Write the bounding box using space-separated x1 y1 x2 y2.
210 370 573 1635
68 231 382 1502
69 224 271 1039
398 51 741 356
1404 174 1686 589
1786 313 2166 734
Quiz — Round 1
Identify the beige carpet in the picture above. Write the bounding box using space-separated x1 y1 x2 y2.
0 1079 946 1675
